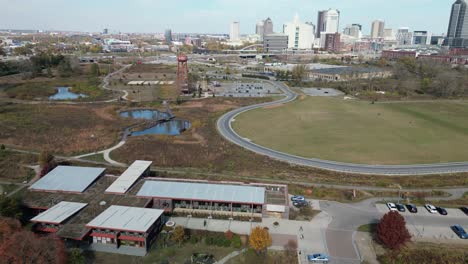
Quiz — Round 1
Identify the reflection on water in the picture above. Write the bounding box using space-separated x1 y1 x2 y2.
132 120 192 136
120 110 190 136
119 110 171 121
49 87 87 100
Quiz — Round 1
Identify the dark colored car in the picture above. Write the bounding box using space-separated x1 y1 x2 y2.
293 200 309 208
395 204 406 212
406 204 418 213
451 225 468 239
460 207 468 216
436 207 448 215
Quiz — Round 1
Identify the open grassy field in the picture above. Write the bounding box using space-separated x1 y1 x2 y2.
0 103 131 155
111 98 468 188
233 96 468 165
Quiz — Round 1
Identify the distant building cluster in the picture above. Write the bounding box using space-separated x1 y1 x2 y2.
220 0 468 56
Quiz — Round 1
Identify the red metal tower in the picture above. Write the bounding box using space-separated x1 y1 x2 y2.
176 53 190 94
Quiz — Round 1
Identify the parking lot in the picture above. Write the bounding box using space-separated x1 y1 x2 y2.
215 82 281 98
376 203 468 243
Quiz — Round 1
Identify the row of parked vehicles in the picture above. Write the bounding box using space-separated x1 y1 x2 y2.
386 203 468 216
386 203 468 239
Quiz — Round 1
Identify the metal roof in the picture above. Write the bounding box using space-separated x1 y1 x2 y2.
86 206 164 233
105 160 152 194
31 201 88 224
29 166 105 193
137 180 265 204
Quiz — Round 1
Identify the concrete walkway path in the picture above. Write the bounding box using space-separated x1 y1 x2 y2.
74 141 127 166
216 249 246 264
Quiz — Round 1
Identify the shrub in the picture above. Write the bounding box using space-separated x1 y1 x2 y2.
225 230 234 240
231 235 242 248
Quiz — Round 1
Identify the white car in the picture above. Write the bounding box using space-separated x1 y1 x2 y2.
425 204 437 213
386 203 398 211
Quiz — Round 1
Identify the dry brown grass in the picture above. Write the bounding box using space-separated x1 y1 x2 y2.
0 104 131 155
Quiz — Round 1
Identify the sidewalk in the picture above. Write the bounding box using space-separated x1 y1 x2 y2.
170 210 331 264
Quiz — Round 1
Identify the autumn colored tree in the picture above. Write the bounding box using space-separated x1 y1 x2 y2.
39 151 57 177
249 227 272 254
377 211 411 250
0 230 67 264
171 225 186 245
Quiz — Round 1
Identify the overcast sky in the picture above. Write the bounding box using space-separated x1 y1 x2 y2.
0 0 453 35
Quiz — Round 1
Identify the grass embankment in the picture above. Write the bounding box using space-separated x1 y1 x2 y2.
111 97 468 189
0 104 131 155
359 223 468 263
0 149 36 183
233 96 468 165
378 242 468 264
226 249 297 264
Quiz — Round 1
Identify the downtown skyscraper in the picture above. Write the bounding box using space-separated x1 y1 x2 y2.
445 0 468 48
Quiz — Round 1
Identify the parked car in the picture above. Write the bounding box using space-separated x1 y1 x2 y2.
293 200 309 207
436 207 448 215
451 225 468 239
307 253 329 263
460 207 468 216
395 204 406 212
291 195 306 202
386 203 398 212
425 204 437 214
405 204 418 213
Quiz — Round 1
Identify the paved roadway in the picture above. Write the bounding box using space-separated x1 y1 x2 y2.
216 80 468 175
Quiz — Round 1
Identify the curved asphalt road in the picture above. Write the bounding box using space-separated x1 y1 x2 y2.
217 81 468 175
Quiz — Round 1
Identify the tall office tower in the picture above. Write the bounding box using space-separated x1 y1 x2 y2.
164 29 172 43
103 28 109 35
396 27 413 45
324 9 340 33
343 24 362 38
316 9 340 38
256 21 264 36
316 10 326 38
263 18 274 35
444 0 468 48
371 20 385 38
230 21 240 42
283 14 315 49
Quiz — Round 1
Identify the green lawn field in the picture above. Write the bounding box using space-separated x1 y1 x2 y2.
232 97 468 165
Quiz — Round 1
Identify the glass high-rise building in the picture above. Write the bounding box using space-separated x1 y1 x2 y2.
445 0 468 48
164 29 172 44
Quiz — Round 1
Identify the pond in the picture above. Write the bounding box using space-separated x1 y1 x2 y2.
132 120 192 136
120 110 171 121
49 87 87 100
120 109 191 136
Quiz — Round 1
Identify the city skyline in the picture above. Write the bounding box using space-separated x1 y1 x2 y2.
1 0 454 35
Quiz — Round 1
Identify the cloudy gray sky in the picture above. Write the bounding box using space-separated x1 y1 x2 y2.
0 0 453 35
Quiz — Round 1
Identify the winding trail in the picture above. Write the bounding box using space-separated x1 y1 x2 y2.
217 81 468 176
